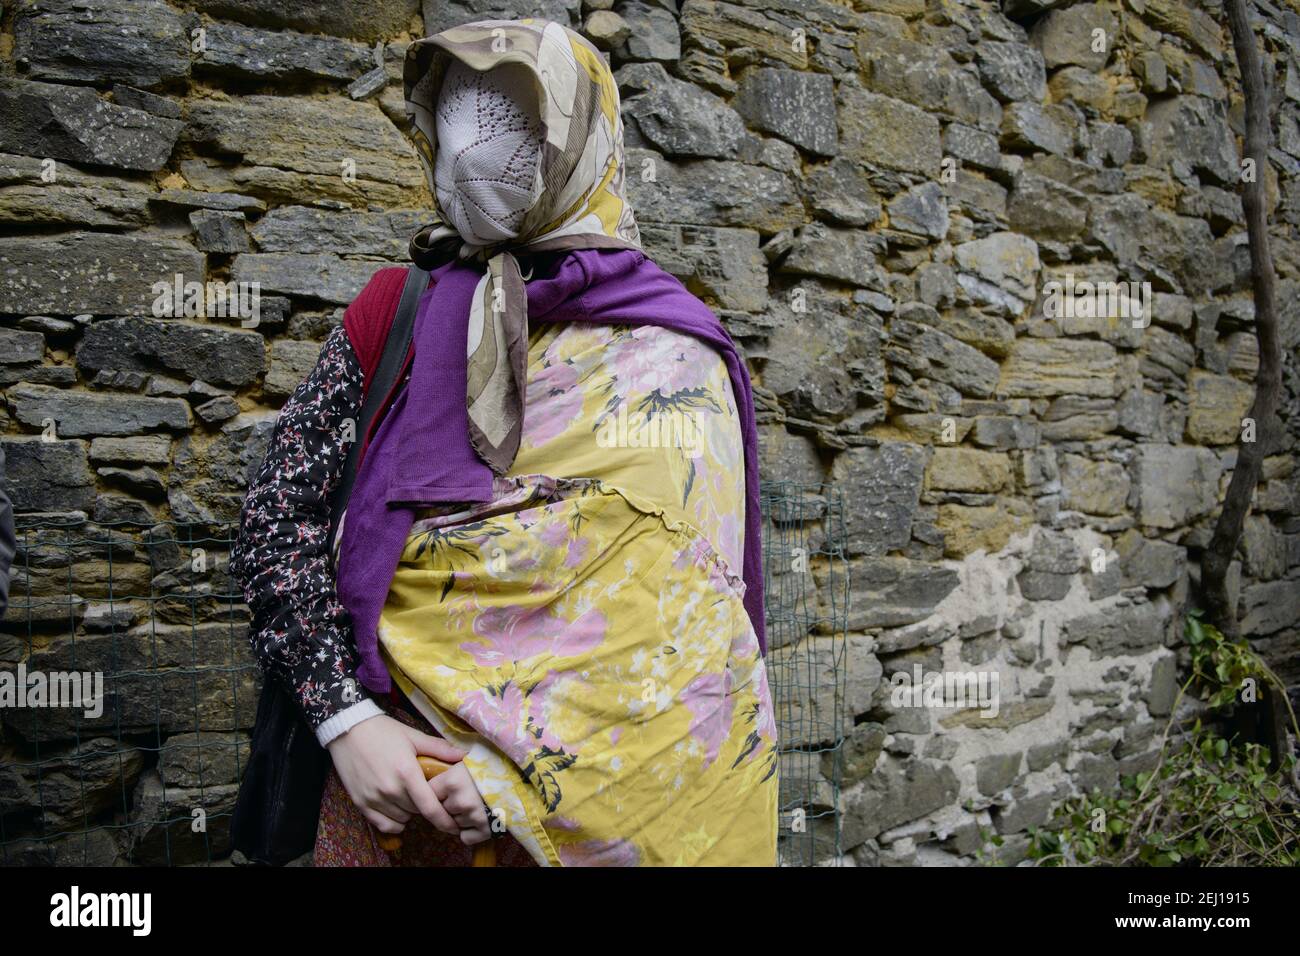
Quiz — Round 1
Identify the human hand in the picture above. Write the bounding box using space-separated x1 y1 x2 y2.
431 760 493 846
326 714 466 837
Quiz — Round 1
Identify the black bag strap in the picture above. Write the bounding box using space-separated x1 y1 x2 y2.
327 263 428 554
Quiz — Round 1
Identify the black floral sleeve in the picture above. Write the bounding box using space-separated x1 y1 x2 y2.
230 325 375 730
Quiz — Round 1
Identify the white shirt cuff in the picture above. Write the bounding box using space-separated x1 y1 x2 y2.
315 698 385 748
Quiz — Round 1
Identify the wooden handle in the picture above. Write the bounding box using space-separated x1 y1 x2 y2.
417 755 455 778
375 757 498 866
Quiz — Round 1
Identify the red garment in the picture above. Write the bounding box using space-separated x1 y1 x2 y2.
341 266 421 466
342 266 408 383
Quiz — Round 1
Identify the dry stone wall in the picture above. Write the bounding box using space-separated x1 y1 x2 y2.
0 0 1298 865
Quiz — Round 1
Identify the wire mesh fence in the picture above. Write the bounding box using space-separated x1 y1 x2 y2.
0 515 251 866
762 480 850 867
0 482 848 866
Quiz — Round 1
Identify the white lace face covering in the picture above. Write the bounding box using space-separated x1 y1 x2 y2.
434 59 543 246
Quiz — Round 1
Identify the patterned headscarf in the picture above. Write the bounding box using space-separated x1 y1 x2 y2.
403 19 642 474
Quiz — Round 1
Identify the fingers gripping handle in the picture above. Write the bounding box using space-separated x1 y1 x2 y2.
375 757 497 866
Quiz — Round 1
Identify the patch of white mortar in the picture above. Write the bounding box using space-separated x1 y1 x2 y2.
861 521 1181 856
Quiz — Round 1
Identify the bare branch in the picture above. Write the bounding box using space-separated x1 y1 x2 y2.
1200 0 1284 637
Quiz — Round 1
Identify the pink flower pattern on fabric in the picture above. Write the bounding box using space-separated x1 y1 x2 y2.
682 671 736 769
523 360 584 447
604 325 714 399
461 603 607 667
558 838 641 867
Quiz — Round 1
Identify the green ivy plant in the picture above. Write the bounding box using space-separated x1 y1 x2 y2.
979 611 1299 867
1023 724 1298 866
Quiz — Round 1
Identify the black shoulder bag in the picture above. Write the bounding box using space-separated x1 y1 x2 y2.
231 264 428 866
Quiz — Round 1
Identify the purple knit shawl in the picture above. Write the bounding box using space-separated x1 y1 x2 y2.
336 248 765 694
